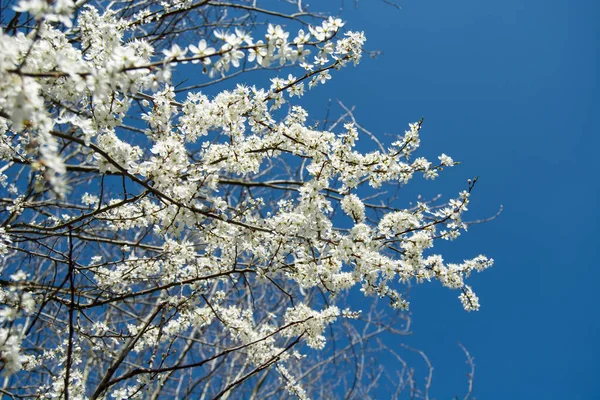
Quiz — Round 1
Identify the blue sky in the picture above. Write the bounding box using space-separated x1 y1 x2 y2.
305 0 599 398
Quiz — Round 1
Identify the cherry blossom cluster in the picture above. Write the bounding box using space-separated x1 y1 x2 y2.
0 1 494 398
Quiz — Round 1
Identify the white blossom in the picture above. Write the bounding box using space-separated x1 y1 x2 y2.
0 2 494 396
341 193 365 222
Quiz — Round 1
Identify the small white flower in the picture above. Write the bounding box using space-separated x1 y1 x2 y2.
189 40 215 65
163 44 188 62
439 153 455 166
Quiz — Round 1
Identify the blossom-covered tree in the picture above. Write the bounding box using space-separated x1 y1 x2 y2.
0 0 494 398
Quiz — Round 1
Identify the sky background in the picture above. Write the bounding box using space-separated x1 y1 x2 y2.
303 0 599 398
